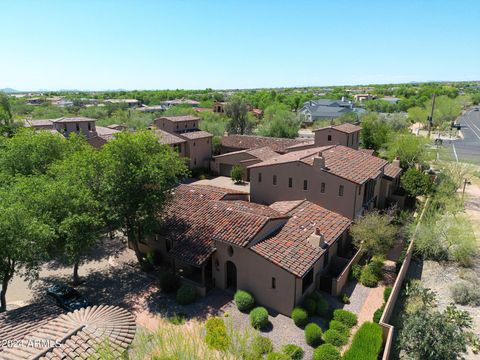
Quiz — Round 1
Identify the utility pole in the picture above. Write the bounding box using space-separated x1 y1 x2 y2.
427 93 436 138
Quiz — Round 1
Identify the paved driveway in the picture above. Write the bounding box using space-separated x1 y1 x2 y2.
448 109 480 164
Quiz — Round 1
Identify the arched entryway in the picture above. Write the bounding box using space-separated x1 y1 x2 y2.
226 261 237 289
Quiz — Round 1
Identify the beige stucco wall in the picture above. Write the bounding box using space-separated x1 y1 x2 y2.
184 137 212 169
249 162 366 219
154 118 199 133
314 128 359 149
53 121 96 139
212 151 255 176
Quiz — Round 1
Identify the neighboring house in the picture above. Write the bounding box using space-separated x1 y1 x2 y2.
160 99 200 108
25 97 46 105
379 159 404 208
136 104 169 113
136 184 352 315
220 134 314 154
248 145 393 220
211 146 278 180
213 101 227 113
153 115 213 169
23 117 120 147
380 96 401 104
299 99 365 124
0 303 136 359
104 99 141 108
353 94 375 102
313 123 362 149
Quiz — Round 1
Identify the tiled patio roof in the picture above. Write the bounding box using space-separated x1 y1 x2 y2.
178 130 213 140
0 304 136 359
252 201 351 277
154 129 186 145
384 163 402 178
221 135 312 154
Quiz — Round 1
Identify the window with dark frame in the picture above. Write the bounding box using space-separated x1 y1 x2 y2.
273 175 277 185
288 177 292 188
321 182 325 193
76 123 80 132
271 277 276 289
328 135 332 141
302 268 314 294
303 180 308 190
258 173 262 183
339 185 344 196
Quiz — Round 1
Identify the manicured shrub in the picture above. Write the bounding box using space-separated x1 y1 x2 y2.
251 335 273 356
349 264 362 281
451 281 480 306
234 289 255 312
370 256 385 277
333 309 358 328
205 317 230 351
230 165 244 184
303 298 317 316
281 344 304 360
176 285 196 305
323 329 348 347
304 323 323 347
383 287 393 302
328 320 350 336
316 296 330 318
339 293 350 304
249 307 269 330
360 265 379 287
266 352 290 360
373 304 385 323
159 271 178 293
342 322 383 360
291 307 308 328
313 343 341 360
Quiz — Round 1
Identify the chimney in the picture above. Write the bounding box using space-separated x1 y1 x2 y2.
392 157 401 168
341 96 345 102
308 228 325 248
313 155 325 169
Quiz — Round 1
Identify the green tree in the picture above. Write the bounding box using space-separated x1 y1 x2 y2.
225 96 252 135
99 131 188 263
257 103 301 138
230 165 244 184
400 168 433 197
0 184 54 312
0 93 13 126
385 133 433 169
400 304 473 360
360 113 392 150
350 211 397 257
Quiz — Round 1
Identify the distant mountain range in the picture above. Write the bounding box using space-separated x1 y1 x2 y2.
0 88 21 93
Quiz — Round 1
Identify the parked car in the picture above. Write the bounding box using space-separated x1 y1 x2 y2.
47 284 89 311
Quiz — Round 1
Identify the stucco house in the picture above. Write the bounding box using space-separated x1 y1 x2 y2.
248 145 402 220
313 123 361 149
136 184 352 315
299 99 365 124
153 115 213 169
220 134 313 155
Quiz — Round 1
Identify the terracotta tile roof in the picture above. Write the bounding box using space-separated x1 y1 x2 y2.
154 129 186 145
87 136 108 148
178 130 213 140
156 115 200 122
313 123 362 133
24 119 54 128
285 141 315 150
384 163 402 178
163 185 285 265
269 200 306 215
359 148 375 155
245 147 279 161
252 201 351 277
249 145 388 184
95 126 120 140
221 135 312 154
52 117 96 123
0 304 136 359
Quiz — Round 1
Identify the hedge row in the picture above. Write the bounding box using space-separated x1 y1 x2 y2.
342 322 383 360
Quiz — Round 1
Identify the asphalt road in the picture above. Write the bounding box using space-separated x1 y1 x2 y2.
448 108 480 164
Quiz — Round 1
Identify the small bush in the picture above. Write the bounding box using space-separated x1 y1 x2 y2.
343 322 383 360
316 297 330 318
370 256 385 277
205 317 230 351
373 304 385 323
451 282 480 306
266 352 290 360
159 271 178 293
349 264 362 281
313 343 341 360
251 335 273 356
230 165 244 184
176 285 196 305
292 307 309 328
360 265 379 287
234 290 255 312
304 323 323 347
281 344 304 360
323 329 348 347
384 287 393 302
309 291 321 302
303 298 317 316
333 309 358 328
250 307 269 330
328 320 350 336
167 313 187 325
339 293 350 304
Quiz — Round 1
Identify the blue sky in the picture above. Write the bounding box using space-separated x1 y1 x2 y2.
1 0 479 90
